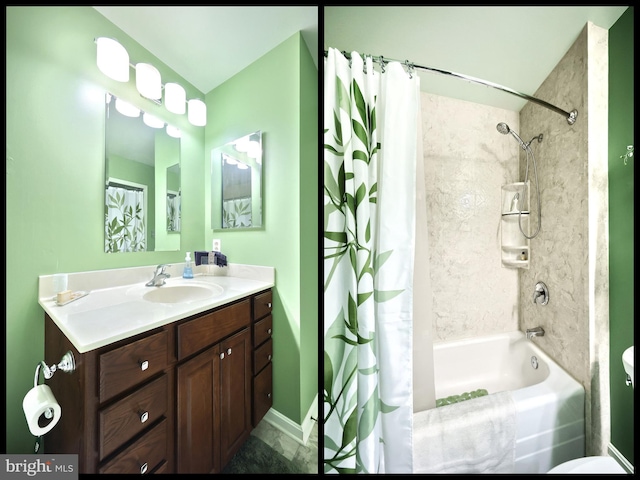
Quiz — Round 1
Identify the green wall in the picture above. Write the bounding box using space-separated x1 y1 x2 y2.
608 6 634 466
203 32 318 426
6 6 317 453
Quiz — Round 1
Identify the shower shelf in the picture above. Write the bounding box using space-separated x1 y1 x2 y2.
501 182 530 269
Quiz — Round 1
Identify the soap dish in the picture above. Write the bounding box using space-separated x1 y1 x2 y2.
55 291 89 306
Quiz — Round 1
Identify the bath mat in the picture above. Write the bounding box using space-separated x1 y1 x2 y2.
436 388 488 407
222 434 303 474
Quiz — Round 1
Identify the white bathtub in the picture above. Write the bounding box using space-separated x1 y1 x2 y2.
425 330 585 474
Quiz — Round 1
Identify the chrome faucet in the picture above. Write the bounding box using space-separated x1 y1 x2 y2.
526 326 545 340
146 264 170 287
533 281 549 305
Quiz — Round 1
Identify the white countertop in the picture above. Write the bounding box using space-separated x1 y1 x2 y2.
38 263 274 353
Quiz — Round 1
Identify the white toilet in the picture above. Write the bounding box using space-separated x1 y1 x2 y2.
548 456 627 474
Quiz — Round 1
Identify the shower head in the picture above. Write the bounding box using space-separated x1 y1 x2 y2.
496 122 527 150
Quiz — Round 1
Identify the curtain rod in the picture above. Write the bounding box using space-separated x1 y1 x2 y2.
324 49 578 125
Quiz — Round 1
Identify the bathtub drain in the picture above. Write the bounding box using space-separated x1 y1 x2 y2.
531 356 539 369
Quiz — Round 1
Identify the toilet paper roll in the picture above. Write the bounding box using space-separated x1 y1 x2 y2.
22 385 62 436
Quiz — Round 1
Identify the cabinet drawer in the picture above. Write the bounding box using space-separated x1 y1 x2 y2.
253 290 272 321
252 314 272 347
253 337 272 374
99 330 168 403
252 362 272 427
178 299 250 361
99 418 167 474
99 374 168 460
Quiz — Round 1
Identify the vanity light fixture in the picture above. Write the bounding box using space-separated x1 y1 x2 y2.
135 63 162 100
96 37 129 82
165 83 186 115
188 98 207 127
95 37 206 126
115 98 140 117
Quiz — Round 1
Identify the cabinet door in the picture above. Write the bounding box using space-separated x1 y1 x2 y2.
219 328 251 468
176 345 221 474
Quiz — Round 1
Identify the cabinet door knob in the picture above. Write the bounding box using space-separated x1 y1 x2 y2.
267 328 272 335
267 302 272 308
267 392 271 398
139 360 149 371
140 462 148 474
139 411 149 423
227 348 232 355
267 354 272 361
219 352 225 360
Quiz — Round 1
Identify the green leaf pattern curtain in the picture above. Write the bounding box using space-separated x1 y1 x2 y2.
104 184 146 253
323 48 420 473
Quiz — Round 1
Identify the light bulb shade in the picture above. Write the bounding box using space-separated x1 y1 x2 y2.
165 83 186 114
143 112 164 129
96 37 129 82
234 136 250 153
247 140 261 159
166 125 181 138
136 63 162 100
187 98 206 126
115 98 140 117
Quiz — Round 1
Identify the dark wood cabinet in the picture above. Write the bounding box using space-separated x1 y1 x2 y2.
44 289 272 474
176 344 220 473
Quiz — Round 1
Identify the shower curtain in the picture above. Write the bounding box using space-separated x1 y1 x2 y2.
105 184 146 252
323 48 421 474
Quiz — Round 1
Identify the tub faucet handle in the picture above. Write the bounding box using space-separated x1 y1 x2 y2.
533 281 549 305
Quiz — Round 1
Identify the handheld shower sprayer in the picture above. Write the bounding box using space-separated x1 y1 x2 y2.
496 121 544 239
496 123 543 150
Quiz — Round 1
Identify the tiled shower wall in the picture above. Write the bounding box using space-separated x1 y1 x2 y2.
420 93 521 341
415 22 609 457
519 22 609 456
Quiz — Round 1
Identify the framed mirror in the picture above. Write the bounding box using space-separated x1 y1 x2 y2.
211 131 263 230
104 93 181 252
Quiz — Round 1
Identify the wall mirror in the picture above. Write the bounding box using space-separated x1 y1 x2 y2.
210 131 263 230
104 93 181 252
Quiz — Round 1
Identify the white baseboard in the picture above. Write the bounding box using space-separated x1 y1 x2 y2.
608 443 634 473
262 394 318 446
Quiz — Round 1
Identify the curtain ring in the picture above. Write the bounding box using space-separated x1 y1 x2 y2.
404 60 413 79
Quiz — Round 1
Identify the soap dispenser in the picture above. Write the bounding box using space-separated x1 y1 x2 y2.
183 252 194 279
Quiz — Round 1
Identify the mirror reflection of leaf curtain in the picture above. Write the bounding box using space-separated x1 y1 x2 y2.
223 197 252 228
105 185 146 252
324 48 420 474
167 193 181 232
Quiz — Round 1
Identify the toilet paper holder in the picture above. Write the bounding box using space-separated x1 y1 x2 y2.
34 351 76 388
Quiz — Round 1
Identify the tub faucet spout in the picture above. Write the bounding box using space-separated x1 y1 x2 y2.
526 327 545 340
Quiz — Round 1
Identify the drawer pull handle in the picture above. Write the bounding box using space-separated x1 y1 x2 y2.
227 348 232 355
220 352 225 360
267 328 272 335
139 360 149 371
139 411 149 423
267 354 272 361
140 462 148 474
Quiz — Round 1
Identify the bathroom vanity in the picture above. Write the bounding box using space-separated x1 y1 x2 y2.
38 264 274 474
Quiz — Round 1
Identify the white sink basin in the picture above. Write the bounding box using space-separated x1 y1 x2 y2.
622 346 634 388
143 282 224 304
